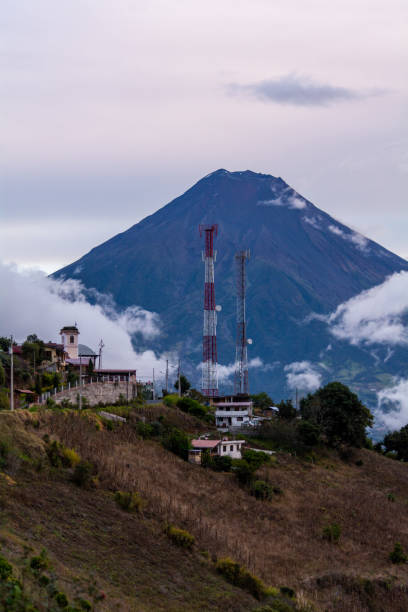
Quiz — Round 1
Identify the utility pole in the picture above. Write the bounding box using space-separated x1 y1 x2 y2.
178 359 181 398
98 339 104 369
152 368 156 401
9 336 14 411
79 355 82 410
295 387 298 411
165 359 169 395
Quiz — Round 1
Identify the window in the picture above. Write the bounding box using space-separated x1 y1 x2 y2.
230 445 234 451
223 445 227 452
237 417 243 421
70 335 74 344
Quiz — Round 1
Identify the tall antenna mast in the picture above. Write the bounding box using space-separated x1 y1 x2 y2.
199 224 219 397
234 250 250 395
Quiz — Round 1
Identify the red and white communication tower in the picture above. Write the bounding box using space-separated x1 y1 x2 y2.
199 224 219 397
234 249 251 395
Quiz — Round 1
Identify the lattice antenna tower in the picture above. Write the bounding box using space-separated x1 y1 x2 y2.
234 249 251 395
199 224 219 397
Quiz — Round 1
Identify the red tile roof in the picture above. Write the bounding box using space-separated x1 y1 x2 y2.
191 439 220 449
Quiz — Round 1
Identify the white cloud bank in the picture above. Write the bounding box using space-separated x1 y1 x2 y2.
376 378 408 431
284 361 322 392
0 262 167 376
325 271 408 346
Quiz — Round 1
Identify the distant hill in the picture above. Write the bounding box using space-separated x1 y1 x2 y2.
54 169 408 401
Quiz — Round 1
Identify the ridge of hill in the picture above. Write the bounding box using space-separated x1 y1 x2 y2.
53 169 408 400
2 406 408 611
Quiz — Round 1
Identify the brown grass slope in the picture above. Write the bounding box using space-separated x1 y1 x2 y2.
3 407 408 611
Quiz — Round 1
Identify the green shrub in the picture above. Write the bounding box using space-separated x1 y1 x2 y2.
0 556 13 580
0 390 10 411
279 586 295 598
216 557 268 600
297 420 320 447
322 523 341 543
78 599 92 611
62 447 81 467
387 493 395 502
166 525 195 549
135 421 153 439
212 455 232 472
177 397 207 419
242 449 270 470
30 550 48 571
251 480 273 501
38 574 50 586
55 591 69 608
72 461 94 487
389 542 407 564
162 428 190 461
0 439 9 469
233 459 255 485
115 491 144 513
163 394 179 407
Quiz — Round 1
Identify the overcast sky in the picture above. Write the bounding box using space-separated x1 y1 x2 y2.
1 0 407 273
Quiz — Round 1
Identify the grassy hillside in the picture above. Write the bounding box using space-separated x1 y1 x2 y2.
2 406 408 611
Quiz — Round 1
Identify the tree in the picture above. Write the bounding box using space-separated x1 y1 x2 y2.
0 338 10 352
300 382 373 448
383 425 408 461
277 399 297 420
251 392 273 411
87 359 94 378
0 363 5 387
174 375 191 396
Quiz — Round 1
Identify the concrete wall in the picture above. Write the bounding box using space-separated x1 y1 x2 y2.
51 381 137 406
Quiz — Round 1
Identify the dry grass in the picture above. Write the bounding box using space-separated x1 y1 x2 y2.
4 409 408 610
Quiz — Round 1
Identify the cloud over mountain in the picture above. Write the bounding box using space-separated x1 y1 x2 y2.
0 262 166 376
325 271 408 347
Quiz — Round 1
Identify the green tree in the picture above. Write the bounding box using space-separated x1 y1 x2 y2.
383 425 408 461
0 363 5 387
174 374 191 395
0 338 10 352
87 359 94 378
52 372 61 389
251 392 273 411
300 382 373 448
277 399 297 420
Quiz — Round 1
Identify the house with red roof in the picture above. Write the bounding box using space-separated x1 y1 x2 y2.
188 437 245 464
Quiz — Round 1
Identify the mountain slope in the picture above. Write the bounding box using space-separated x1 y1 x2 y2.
54 169 408 398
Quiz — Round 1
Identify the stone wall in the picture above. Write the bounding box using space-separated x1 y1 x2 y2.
51 381 138 407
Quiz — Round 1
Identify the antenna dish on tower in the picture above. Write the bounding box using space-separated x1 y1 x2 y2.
247 338 253 345
215 305 222 312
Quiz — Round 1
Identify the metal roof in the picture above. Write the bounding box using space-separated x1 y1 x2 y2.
78 343 97 356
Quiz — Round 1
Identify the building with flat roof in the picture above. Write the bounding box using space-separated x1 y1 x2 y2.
211 394 253 431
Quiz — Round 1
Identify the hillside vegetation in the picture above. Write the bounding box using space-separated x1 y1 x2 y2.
1 405 408 611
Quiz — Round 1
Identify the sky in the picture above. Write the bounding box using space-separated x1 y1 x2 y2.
1 0 407 273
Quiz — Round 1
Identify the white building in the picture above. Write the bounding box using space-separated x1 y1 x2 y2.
212 395 253 431
189 438 245 464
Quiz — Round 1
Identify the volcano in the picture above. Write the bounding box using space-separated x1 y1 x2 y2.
54 169 408 401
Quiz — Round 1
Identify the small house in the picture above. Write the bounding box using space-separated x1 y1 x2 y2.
188 438 245 464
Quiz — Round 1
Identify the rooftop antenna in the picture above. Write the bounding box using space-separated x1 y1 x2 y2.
199 224 219 398
234 250 251 395
98 339 104 369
